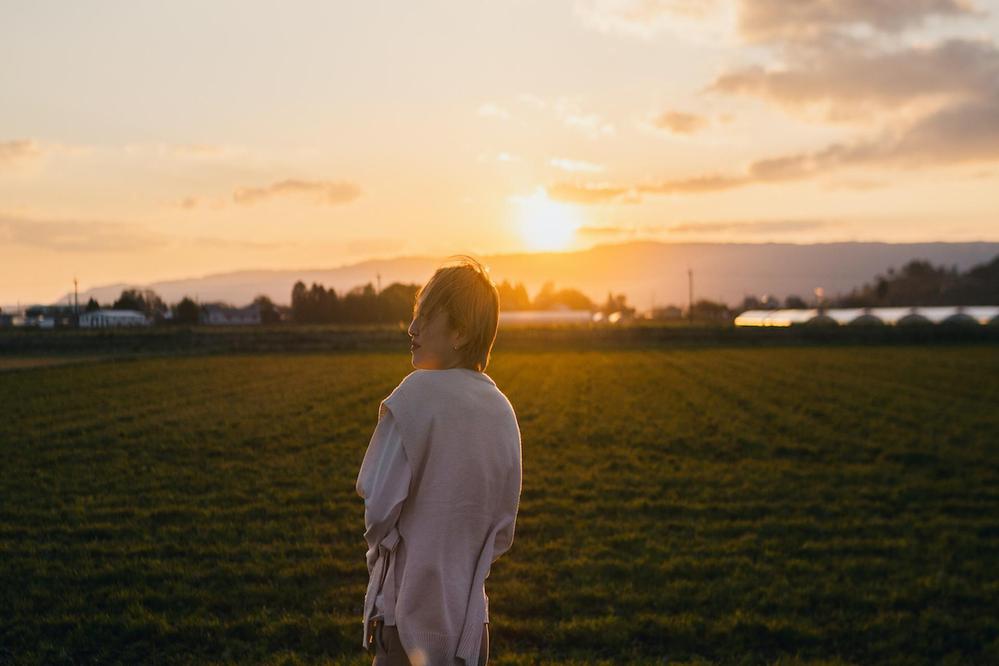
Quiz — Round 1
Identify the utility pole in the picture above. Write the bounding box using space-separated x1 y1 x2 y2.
687 268 693 325
376 272 382 294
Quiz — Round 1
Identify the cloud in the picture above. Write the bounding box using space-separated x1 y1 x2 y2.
577 223 673 235
344 236 409 256
554 97 616 138
652 110 711 133
576 225 632 235
737 89 999 176
0 140 42 165
573 0 733 41
0 213 288 252
737 0 983 44
572 1 985 46
550 157 605 173
546 182 638 203
552 88 999 203
705 37 999 123
171 143 228 158
232 179 361 206
667 218 838 233
477 102 511 119
187 236 286 250
0 214 169 252
509 94 615 138
475 152 521 164
179 196 227 211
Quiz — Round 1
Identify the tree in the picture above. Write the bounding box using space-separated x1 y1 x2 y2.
532 281 595 310
378 282 421 325
85 297 100 313
113 288 166 321
689 299 732 323
601 292 635 318
497 280 531 310
172 297 201 325
341 283 377 323
784 294 808 309
112 289 144 312
252 295 280 324
831 255 999 307
291 281 309 323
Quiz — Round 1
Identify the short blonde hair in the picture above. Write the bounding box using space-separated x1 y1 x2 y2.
414 255 500 372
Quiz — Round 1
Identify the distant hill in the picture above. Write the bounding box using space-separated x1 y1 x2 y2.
37 240 999 312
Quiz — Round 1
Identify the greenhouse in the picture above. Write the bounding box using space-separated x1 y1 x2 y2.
734 306 999 327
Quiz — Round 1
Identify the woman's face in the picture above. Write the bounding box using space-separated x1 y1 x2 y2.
407 298 469 370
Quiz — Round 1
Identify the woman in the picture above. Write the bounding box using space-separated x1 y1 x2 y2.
356 255 523 666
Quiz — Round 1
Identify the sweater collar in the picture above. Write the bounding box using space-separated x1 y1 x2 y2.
427 367 496 387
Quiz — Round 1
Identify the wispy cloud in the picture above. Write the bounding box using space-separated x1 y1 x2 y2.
667 218 838 233
576 223 671 236
0 139 42 165
551 87 999 204
475 151 521 164
477 102 511 119
705 38 999 124
573 0 733 42
232 179 361 206
550 157 605 173
179 196 227 211
0 214 169 252
573 0 981 44
652 110 711 134
344 236 409 256
0 213 287 252
575 218 835 236
737 0 983 44
559 0 999 203
546 182 639 203
554 97 616 138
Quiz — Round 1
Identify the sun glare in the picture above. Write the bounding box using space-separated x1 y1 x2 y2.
512 187 582 252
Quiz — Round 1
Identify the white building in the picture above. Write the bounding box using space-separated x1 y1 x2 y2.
79 309 150 328
200 303 261 325
735 306 999 327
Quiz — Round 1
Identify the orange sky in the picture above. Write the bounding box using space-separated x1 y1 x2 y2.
2 0 999 304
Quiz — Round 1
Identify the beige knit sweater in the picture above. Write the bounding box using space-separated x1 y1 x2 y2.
356 368 522 665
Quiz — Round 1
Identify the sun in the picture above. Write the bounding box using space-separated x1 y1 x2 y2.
511 187 582 252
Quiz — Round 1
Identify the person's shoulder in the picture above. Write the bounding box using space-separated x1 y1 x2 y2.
385 369 438 403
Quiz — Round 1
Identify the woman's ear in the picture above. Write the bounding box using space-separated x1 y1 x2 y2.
452 326 470 350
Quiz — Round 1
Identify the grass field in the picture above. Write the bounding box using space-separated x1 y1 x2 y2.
1 346 998 665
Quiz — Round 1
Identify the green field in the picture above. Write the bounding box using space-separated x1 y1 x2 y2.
2 347 998 665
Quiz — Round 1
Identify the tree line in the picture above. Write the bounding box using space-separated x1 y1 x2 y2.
735 254 999 311
65 252 998 327
288 279 636 324
77 279 636 326
831 255 999 307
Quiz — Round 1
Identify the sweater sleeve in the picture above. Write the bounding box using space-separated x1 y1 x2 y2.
491 457 522 564
356 408 412 574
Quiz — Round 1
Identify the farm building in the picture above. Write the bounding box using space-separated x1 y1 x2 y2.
79 309 150 328
735 306 999 327
200 303 262 325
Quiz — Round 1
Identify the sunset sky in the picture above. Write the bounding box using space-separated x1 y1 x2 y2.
2 0 999 304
